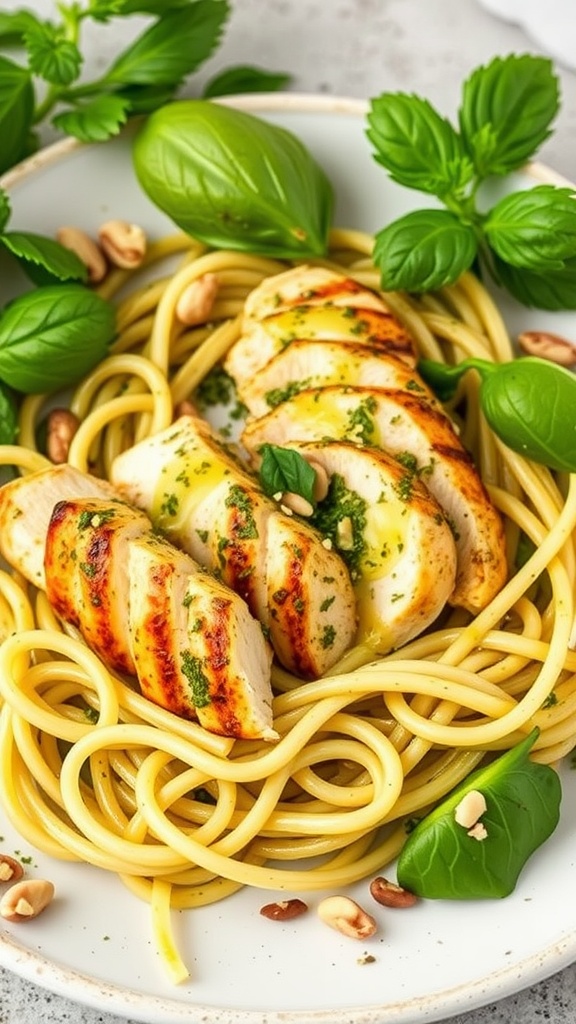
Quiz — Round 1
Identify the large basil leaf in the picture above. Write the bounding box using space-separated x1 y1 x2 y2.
0 284 115 393
0 55 34 174
397 730 561 899
133 99 333 257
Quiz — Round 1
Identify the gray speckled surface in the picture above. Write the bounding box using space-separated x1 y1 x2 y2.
1 1 576 1021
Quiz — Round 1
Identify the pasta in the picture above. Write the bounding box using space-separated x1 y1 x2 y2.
1 229 575 983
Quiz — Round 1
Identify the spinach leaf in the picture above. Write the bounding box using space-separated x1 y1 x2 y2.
419 355 576 473
0 284 115 393
133 99 333 257
397 730 561 899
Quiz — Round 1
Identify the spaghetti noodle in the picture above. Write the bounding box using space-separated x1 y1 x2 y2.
1 229 575 983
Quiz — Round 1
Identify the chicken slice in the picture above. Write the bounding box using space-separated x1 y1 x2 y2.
128 535 275 739
242 386 508 613
279 439 458 653
242 265 397 322
225 302 416 387
111 415 357 678
0 463 115 589
45 498 152 675
238 340 443 419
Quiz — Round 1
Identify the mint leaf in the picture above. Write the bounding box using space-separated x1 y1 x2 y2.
203 64 291 98
0 231 87 283
491 253 576 311
367 93 474 199
258 443 317 506
24 21 82 86
459 54 560 176
52 94 131 142
104 2 230 87
0 188 11 233
373 209 478 292
0 55 34 174
484 186 576 272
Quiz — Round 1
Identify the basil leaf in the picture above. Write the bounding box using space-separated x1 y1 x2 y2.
202 65 291 99
104 2 229 87
52 94 131 143
418 357 470 402
103 0 194 12
397 730 561 899
0 382 18 444
484 186 576 272
23 21 82 87
0 188 11 234
459 55 560 176
0 55 34 174
0 10 37 44
373 209 477 292
258 444 317 506
133 99 333 257
480 356 576 472
367 94 474 199
0 285 115 393
112 83 178 115
0 231 87 283
491 253 576 311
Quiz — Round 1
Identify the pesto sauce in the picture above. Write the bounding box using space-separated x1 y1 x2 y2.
310 473 368 579
180 651 211 708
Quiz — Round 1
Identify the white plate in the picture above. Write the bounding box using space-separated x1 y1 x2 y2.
1 94 576 1024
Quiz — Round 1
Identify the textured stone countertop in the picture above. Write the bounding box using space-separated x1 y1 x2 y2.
0 1 575 1023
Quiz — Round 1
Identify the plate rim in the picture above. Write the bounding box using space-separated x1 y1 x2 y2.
0 90 575 1024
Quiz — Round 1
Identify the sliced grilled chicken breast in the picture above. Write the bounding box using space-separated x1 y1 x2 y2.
0 463 115 589
111 415 357 679
278 439 458 653
45 498 150 675
0 466 275 740
128 535 275 739
242 265 400 322
242 386 508 613
226 301 416 387
238 340 442 419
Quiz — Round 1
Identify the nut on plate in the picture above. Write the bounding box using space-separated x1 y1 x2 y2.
0 879 55 922
0 855 24 884
259 898 308 921
517 330 576 367
56 226 108 284
98 219 147 269
45 408 80 464
175 273 219 326
369 876 418 908
317 895 377 939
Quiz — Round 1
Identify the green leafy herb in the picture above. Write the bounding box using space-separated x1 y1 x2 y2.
419 354 576 473
397 729 561 899
0 383 18 444
133 99 333 257
258 443 317 505
367 54 576 309
0 1 289 161
0 284 116 393
310 474 368 579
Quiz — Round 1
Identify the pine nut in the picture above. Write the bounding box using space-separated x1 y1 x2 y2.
56 226 108 284
0 879 55 922
98 220 147 269
317 895 377 939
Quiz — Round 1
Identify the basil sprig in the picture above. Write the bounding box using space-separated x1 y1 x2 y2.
419 354 576 473
367 54 576 310
133 100 334 257
0 1 289 170
397 729 561 899
258 444 317 506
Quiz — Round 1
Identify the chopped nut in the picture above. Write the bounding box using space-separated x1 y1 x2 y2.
517 330 576 367
259 898 308 921
454 789 487 829
369 876 418 908
317 895 377 940
357 953 377 965
173 399 199 420
281 491 315 517
0 855 24 884
175 274 219 326
0 879 54 922
336 516 354 551
56 226 108 284
467 821 488 841
98 219 147 270
306 459 330 503
45 408 80 464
